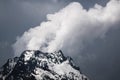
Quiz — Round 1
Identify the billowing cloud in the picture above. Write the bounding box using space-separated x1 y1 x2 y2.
13 0 120 56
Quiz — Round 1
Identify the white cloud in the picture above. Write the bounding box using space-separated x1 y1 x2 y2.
13 0 120 56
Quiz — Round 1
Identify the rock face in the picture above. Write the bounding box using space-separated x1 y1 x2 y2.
0 50 88 80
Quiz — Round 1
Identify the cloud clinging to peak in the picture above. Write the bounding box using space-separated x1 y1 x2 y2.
13 0 120 56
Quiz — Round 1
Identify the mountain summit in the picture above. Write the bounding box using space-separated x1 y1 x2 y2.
0 50 88 80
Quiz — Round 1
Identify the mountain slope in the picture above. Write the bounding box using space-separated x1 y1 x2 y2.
0 50 88 80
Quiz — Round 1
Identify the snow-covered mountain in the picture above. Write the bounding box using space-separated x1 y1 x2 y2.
0 50 88 80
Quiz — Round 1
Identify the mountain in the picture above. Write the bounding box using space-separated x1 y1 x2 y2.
0 50 88 80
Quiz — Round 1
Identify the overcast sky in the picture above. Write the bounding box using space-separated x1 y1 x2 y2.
0 0 120 80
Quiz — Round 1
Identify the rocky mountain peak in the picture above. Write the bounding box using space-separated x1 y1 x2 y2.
0 50 88 80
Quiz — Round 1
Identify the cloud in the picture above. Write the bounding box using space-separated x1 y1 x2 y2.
13 0 120 56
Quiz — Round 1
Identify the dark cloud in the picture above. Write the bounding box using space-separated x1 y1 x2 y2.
74 24 120 80
0 41 14 66
0 0 67 40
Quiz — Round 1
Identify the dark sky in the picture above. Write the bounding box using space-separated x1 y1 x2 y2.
0 0 120 80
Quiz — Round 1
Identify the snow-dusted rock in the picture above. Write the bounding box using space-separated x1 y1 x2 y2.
0 50 88 80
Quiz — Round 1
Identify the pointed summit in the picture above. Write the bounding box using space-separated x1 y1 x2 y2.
0 50 88 80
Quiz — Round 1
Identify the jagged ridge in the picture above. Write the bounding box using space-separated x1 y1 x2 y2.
0 50 88 80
